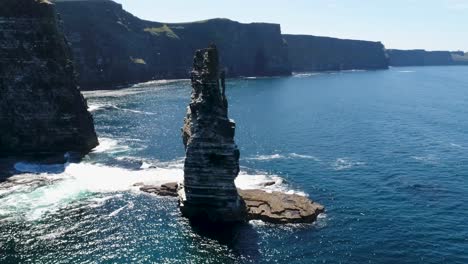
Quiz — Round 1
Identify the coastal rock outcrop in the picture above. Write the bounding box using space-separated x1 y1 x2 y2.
239 189 324 224
140 183 325 224
0 0 98 156
284 34 389 72
139 182 178 197
179 45 246 223
54 0 291 90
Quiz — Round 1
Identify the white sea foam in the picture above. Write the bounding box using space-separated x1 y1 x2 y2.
87 103 110 112
246 154 284 160
109 201 134 217
82 89 146 98
92 138 131 154
130 79 187 88
245 153 320 161
0 162 185 221
289 153 321 161
450 143 463 148
342 69 367 73
0 157 303 221
87 102 157 115
398 70 416 73
411 155 440 164
313 213 328 229
332 158 366 171
113 106 157 115
292 73 322 78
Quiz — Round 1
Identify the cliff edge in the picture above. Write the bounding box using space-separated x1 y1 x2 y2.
284 34 389 72
0 0 98 156
54 0 291 90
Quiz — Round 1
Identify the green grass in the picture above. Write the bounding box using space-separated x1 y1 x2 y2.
144 25 180 39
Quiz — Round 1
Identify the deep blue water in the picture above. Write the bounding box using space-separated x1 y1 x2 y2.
1 66 468 263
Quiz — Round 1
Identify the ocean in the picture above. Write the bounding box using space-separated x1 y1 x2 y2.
1 66 467 263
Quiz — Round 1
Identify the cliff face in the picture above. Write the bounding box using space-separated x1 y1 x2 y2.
284 34 389 72
452 52 468 65
53 0 291 90
387 49 459 66
0 0 98 156
179 45 246 223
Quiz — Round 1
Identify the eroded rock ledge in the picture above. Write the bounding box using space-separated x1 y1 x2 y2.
139 183 325 224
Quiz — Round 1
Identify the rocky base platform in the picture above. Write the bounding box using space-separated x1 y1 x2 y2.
139 183 324 224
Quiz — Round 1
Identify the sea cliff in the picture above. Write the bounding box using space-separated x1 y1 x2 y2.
387 49 468 66
284 34 389 72
0 0 98 156
54 0 291 90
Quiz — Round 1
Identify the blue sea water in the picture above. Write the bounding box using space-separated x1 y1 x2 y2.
1 66 468 263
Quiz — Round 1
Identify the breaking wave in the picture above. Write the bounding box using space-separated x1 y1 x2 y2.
91 138 131 154
87 103 156 115
0 157 303 221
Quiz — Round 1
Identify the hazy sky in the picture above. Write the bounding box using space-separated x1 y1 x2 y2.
112 0 467 51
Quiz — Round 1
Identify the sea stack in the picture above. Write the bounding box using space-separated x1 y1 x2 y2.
0 0 98 156
179 45 246 223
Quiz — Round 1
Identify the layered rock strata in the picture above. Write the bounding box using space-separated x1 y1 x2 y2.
54 0 291 90
179 45 246 223
239 189 324 224
284 34 389 72
0 0 98 156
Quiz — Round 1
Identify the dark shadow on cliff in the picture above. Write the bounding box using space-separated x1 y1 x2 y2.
188 220 261 261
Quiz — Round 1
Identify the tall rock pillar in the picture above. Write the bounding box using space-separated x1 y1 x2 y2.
179 45 246 223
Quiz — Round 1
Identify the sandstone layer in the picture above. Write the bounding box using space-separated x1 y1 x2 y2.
179 45 246 223
0 0 98 156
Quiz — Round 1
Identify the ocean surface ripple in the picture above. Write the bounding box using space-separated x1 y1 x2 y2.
1 67 468 263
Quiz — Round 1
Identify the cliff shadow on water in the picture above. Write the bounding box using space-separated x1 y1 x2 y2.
188 221 261 260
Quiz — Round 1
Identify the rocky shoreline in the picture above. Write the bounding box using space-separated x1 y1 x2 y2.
138 182 325 224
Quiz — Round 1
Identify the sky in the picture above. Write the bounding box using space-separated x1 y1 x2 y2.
112 0 468 51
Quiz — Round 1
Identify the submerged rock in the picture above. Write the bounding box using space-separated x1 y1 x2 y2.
0 0 98 156
179 45 246 223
